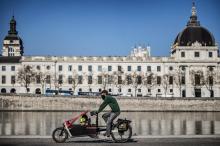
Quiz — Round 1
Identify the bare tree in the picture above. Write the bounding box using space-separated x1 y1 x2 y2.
36 71 52 94
162 74 171 97
58 74 65 92
143 72 156 97
69 70 85 95
204 67 216 97
112 71 125 95
173 67 186 97
97 71 109 90
85 71 95 92
17 65 36 93
190 70 205 96
128 71 144 97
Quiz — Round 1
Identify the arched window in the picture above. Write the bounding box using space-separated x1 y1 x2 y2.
8 47 15 56
1 88 7 93
182 90 186 97
10 88 16 93
35 88 41 94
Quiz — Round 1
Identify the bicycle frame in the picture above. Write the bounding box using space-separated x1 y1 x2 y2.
63 111 107 137
95 113 107 133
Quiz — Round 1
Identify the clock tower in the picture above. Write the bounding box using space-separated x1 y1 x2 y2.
2 16 24 57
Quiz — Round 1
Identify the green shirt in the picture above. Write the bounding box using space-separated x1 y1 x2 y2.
97 95 120 113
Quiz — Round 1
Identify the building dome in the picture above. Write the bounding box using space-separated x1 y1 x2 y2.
173 3 215 47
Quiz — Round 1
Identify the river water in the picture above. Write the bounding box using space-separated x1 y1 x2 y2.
0 112 220 136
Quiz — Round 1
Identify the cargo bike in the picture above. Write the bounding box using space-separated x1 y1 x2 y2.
52 111 132 143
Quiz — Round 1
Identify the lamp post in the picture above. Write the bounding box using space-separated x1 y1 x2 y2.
54 60 57 91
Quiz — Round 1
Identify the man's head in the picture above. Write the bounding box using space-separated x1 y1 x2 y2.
101 90 108 100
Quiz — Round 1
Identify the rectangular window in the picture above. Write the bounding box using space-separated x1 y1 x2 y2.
127 66 131 71
181 52 185 57
108 75 113 84
98 65 102 72
170 89 173 93
2 66 6 71
26 76 30 84
148 89 151 93
138 89 141 92
169 76 173 85
181 76 185 85
127 75 132 84
11 66 15 71
36 65 41 70
169 66 173 71
209 66 214 71
137 75 142 84
46 75 51 84
98 76 102 84
68 65 72 71
194 52 200 57
68 75 72 84
78 65 82 71
78 75 83 84
108 66 112 71
118 66 122 72
128 89 131 92
147 76 151 84
11 75 15 84
157 66 161 72
157 76 161 84
137 66 141 71
209 52 213 58
88 76 92 84
147 66 151 72
58 75 63 84
88 65 92 72
118 76 122 84
36 75 41 84
58 65 62 71
209 76 213 85
2 75 6 84
158 89 161 93
195 74 200 85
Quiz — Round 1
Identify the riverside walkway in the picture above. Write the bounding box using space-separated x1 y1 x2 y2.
0 137 220 146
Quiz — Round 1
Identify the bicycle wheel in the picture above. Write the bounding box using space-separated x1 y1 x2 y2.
111 124 132 143
52 127 68 143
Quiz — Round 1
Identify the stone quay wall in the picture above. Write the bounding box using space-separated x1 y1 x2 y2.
0 94 220 112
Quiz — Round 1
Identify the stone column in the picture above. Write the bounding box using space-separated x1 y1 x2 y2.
186 120 195 135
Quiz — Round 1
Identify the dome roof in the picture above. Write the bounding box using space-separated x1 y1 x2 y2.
174 26 215 46
173 3 215 47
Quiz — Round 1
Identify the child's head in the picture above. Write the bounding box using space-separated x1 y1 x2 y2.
80 114 88 126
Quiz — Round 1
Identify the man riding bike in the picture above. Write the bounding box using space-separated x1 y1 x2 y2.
93 90 120 137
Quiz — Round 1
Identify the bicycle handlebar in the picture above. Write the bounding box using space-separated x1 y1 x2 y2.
90 111 98 116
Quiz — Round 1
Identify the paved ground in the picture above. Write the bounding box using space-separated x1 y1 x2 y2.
0 137 220 146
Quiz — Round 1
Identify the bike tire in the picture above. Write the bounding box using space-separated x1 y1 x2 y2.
52 127 68 143
111 124 132 143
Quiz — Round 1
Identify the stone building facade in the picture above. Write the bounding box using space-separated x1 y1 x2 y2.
0 4 220 97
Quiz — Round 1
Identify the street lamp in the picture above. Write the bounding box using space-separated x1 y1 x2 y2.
54 60 57 90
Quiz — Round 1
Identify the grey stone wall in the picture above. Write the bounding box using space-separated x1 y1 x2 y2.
0 95 220 111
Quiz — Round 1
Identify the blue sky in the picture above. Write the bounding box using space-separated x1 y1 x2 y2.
0 0 220 56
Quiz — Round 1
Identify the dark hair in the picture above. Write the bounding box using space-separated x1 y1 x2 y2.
101 90 108 95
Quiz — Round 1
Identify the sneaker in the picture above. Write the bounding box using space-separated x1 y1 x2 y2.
103 132 110 137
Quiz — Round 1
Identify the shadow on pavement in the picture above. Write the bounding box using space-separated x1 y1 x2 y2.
67 138 137 143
